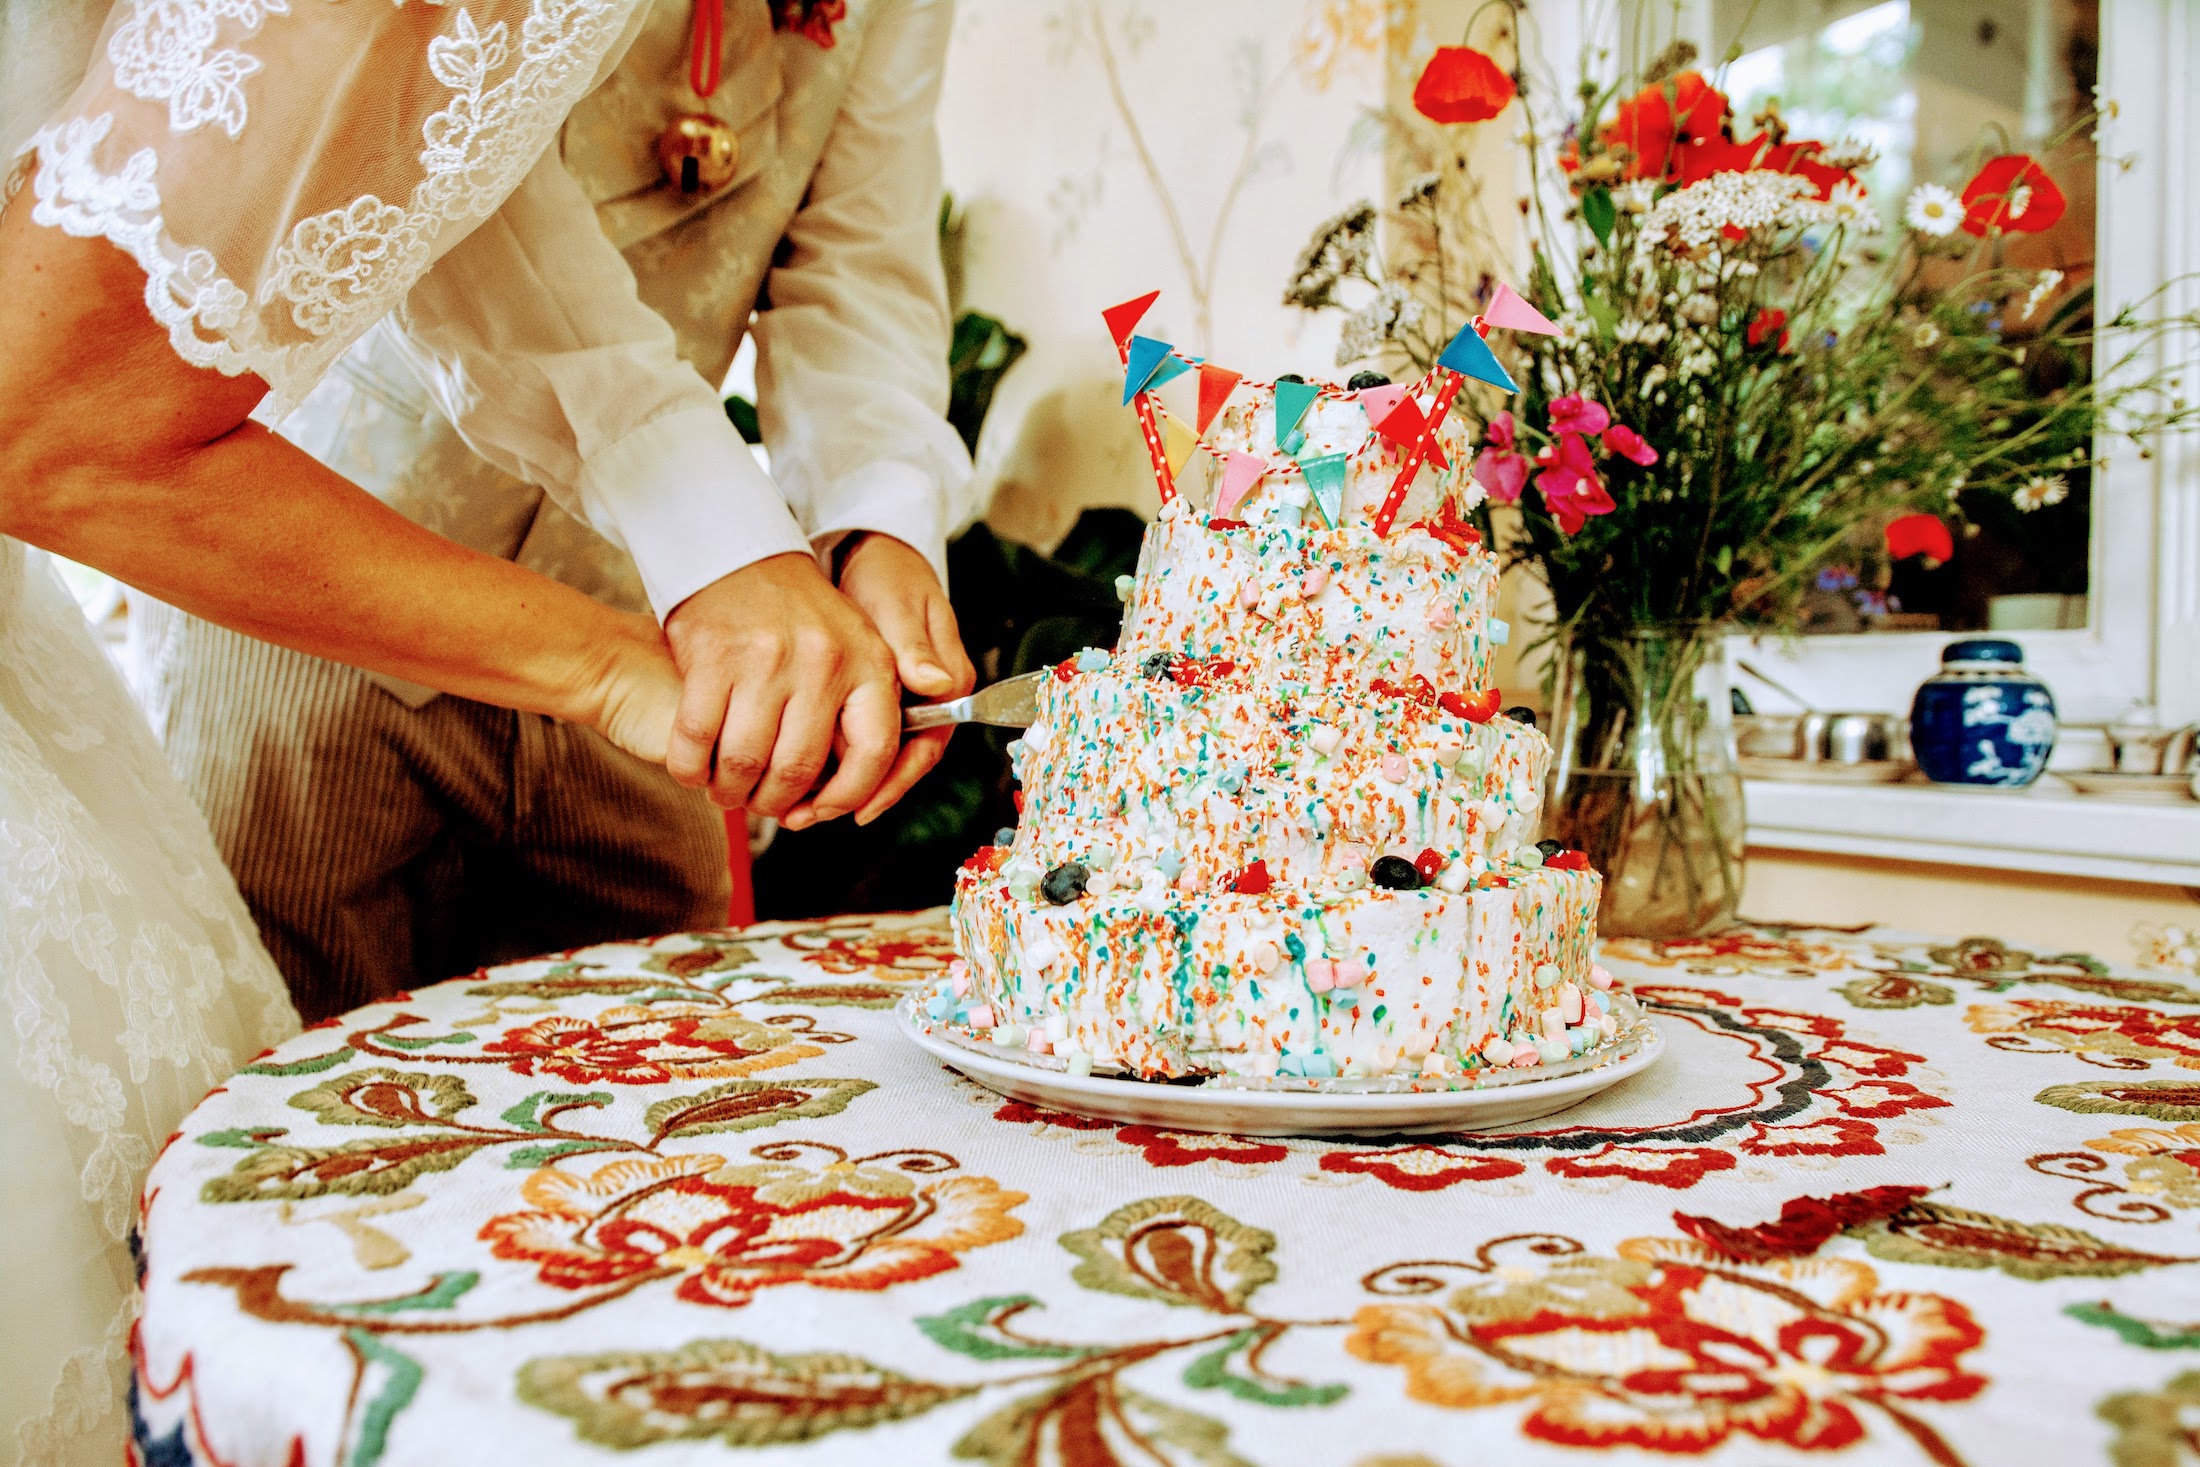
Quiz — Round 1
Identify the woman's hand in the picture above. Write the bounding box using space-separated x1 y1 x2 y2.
792 532 976 829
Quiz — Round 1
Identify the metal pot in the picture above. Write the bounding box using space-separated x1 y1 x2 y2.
1737 711 1910 764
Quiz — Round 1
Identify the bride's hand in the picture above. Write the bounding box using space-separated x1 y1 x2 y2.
580 614 688 766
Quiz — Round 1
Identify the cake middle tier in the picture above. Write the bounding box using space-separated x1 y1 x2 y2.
1006 657 1549 892
1118 498 1503 694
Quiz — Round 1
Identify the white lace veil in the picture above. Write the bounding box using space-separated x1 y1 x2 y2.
9 0 649 423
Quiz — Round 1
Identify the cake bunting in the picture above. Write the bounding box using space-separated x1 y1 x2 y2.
1161 414 1202 475
1103 292 1178 503
1482 281 1561 336
1102 289 1160 354
1273 379 1320 446
1213 451 1267 519
1300 452 1349 529
1194 363 1242 435
1123 335 1191 401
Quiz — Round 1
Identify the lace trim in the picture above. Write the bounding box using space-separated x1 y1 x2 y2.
26 0 632 420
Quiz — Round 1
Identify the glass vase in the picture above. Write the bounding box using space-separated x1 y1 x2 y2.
1544 623 1745 940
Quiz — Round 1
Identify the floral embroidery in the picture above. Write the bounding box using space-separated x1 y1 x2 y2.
479 1147 1026 1308
2035 1079 2200 1122
2082 1124 2200 1210
108 0 287 138
1604 931 1854 977
1967 999 2200 1069
2098 1370 2200 1467
784 916 956 977
485 1008 821 1085
1348 1236 1987 1458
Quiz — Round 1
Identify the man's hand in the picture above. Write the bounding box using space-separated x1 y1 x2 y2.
813 531 976 829
662 553 899 820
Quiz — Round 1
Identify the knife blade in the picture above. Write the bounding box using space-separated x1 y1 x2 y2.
903 670 1047 732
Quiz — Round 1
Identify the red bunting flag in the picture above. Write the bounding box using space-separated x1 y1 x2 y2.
1375 396 1449 469
1195 363 1242 436
1102 290 1161 356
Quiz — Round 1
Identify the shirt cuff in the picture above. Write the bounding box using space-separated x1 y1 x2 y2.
803 458 952 589
577 404 814 620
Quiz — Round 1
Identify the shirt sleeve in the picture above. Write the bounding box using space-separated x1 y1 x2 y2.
384 147 812 621
751 0 975 587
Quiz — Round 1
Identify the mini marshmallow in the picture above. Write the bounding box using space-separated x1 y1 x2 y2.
1533 962 1563 990
1300 566 1330 596
1589 964 1616 990
1025 1028 1052 1055
1559 982 1584 1026
964 1005 995 1030
1379 754 1409 782
1308 725 1342 757
1305 958 1338 994
1064 1048 1094 1077
1248 939 1281 974
1437 861 1471 894
1332 958 1369 990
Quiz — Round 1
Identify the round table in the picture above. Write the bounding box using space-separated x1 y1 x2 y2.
132 911 2200 1465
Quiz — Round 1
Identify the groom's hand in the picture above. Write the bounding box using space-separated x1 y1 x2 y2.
663 554 898 818
800 532 976 830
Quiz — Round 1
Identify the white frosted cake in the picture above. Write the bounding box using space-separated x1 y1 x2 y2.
941 373 1614 1081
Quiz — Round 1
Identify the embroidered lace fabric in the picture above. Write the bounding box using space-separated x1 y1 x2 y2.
5 2 648 1458
18 0 647 423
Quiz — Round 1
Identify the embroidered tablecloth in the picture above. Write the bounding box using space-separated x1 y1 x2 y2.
132 912 2200 1467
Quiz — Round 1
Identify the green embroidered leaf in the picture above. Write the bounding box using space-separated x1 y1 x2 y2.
505 1140 617 1170
2035 1079 2200 1122
2054 972 2200 1006
344 1328 424 1467
198 1126 288 1150
201 1134 487 1203
239 1047 357 1077
644 1077 875 1140
916 1296 1100 1362
465 974 660 1000
953 1379 1254 1467
518 1338 975 1449
1581 187 1616 248
2066 1301 2200 1350
1837 974 1956 1010
2099 1369 2200 1467
343 1271 480 1317
373 1031 477 1051
755 983 904 1009
290 1070 477 1130
500 1090 612 1132
645 940 762 980
1182 1328 1348 1407
1062 1196 1277 1312
1851 1199 2185 1279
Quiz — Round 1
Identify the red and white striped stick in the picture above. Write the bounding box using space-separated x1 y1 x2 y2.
1117 344 1177 505
1369 317 1486 538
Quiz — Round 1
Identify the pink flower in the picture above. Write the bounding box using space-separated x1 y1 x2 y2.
1535 433 1616 534
1601 423 1659 466
1546 394 1610 438
1484 411 1517 450
1473 448 1529 503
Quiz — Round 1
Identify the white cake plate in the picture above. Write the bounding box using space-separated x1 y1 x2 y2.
895 993 1662 1137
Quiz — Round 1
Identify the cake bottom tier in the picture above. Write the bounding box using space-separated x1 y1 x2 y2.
950 868 1605 1079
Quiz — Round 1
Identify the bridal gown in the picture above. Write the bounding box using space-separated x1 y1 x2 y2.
0 2 651 1460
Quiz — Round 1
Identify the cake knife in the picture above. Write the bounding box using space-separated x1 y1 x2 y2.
903 670 1046 732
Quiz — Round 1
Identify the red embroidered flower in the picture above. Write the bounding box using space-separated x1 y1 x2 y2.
482 1154 1024 1307
1320 1146 1525 1191
1602 71 1729 179
1412 46 1516 124
485 1008 818 1085
1884 513 1954 565
1746 307 1789 351
1959 155 2067 237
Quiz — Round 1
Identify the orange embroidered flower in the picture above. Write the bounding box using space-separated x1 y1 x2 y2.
1967 998 2200 1069
1602 71 1729 179
1959 155 2066 237
1411 46 1516 124
481 1154 1025 1307
1348 1237 1986 1456
485 1008 820 1085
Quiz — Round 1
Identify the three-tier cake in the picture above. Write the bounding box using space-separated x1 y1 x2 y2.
945 362 1613 1082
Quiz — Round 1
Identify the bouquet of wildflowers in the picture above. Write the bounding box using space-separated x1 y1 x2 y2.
1283 20 2196 648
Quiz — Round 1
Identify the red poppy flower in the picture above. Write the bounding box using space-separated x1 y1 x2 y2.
1960 154 2067 236
1602 71 1729 179
1746 307 1789 351
1676 132 1858 199
1885 513 1954 565
1412 46 1516 124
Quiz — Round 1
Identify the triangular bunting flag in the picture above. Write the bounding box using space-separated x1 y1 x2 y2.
1356 383 1409 427
1162 414 1201 475
1301 452 1349 529
1436 323 1520 392
1123 335 1181 402
1214 452 1267 519
1483 282 1560 336
1195 364 1242 436
1102 290 1161 355
1146 354 1193 395
1375 397 1449 470
1273 379 1321 446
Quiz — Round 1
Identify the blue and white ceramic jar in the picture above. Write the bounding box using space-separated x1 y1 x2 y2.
1909 638 2057 787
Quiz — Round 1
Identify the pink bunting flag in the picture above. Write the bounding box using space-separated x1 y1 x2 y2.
1482 281 1560 336
1102 290 1162 356
1195 363 1243 436
1356 383 1410 428
1213 452 1267 519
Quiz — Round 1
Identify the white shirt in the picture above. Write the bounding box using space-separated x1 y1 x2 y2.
384 0 973 621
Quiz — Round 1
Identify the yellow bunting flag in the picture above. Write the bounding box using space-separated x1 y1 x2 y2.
1163 414 1202 476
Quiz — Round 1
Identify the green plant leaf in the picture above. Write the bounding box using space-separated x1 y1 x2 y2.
1581 187 1616 247
1062 1197 1278 1312
2066 1301 2200 1350
290 1069 477 1130
916 1296 1100 1362
500 1090 612 1133
643 1077 876 1140
1850 1199 2185 1279
201 1134 488 1203
239 1047 357 1077
519 1338 976 1449
1182 1328 1348 1407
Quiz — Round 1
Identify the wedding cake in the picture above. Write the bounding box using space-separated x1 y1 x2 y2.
943 327 1614 1082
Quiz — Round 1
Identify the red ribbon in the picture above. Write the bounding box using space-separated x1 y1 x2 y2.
691 0 723 97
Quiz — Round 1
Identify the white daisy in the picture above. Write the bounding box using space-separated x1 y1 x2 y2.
1912 321 1942 349
2006 184 2034 222
1905 183 1961 237
2022 268 2065 320
2013 473 2069 511
1826 180 1879 232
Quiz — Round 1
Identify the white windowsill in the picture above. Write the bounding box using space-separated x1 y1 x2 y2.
1744 778 2200 889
